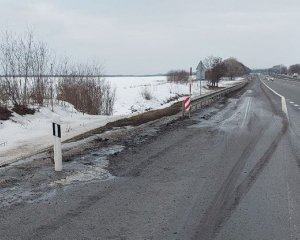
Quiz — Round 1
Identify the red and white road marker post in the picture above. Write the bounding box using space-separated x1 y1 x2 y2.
52 117 62 171
184 96 191 111
188 67 193 117
183 67 193 117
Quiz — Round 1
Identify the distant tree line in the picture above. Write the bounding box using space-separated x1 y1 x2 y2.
268 64 300 75
0 31 115 116
268 65 288 75
166 70 189 82
204 56 250 87
167 56 249 87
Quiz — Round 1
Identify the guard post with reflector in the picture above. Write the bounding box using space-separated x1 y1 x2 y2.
52 117 62 171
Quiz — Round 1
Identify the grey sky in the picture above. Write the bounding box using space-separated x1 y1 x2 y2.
1 0 299 74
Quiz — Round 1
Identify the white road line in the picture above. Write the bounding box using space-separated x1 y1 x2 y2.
260 79 289 122
290 102 294 104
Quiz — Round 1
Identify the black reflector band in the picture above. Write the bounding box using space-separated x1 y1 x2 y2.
57 124 61 138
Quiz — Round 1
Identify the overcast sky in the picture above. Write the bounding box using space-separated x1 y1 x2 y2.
1 0 299 74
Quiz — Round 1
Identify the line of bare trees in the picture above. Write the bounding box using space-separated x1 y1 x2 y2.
204 56 250 87
0 31 52 107
56 62 115 115
166 56 249 88
268 64 288 75
166 70 189 82
268 64 300 75
256 63 300 75
0 31 115 116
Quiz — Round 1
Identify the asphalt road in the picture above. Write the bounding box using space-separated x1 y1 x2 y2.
264 77 300 141
0 77 299 239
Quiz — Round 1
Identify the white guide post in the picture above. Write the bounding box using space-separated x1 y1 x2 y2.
52 117 62 171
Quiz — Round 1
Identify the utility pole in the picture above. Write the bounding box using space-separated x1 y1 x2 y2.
50 63 54 112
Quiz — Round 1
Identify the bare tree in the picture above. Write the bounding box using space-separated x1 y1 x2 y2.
203 56 224 87
0 31 114 116
206 62 227 87
19 32 33 105
56 62 115 115
30 40 52 106
203 55 222 70
0 32 23 105
0 31 53 108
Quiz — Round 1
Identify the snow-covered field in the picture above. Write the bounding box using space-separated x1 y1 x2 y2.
0 76 244 165
109 76 211 115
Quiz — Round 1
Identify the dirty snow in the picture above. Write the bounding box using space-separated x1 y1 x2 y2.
50 145 124 186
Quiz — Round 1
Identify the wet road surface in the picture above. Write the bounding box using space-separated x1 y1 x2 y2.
0 77 299 239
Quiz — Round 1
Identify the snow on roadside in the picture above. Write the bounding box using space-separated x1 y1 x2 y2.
0 102 120 165
218 77 245 87
107 76 212 115
108 76 245 115
0 76 245 165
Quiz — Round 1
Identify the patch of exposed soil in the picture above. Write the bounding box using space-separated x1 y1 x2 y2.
12 104 35 116
0 106 12 120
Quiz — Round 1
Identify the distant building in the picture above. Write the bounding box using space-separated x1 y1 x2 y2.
196 61 206 80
